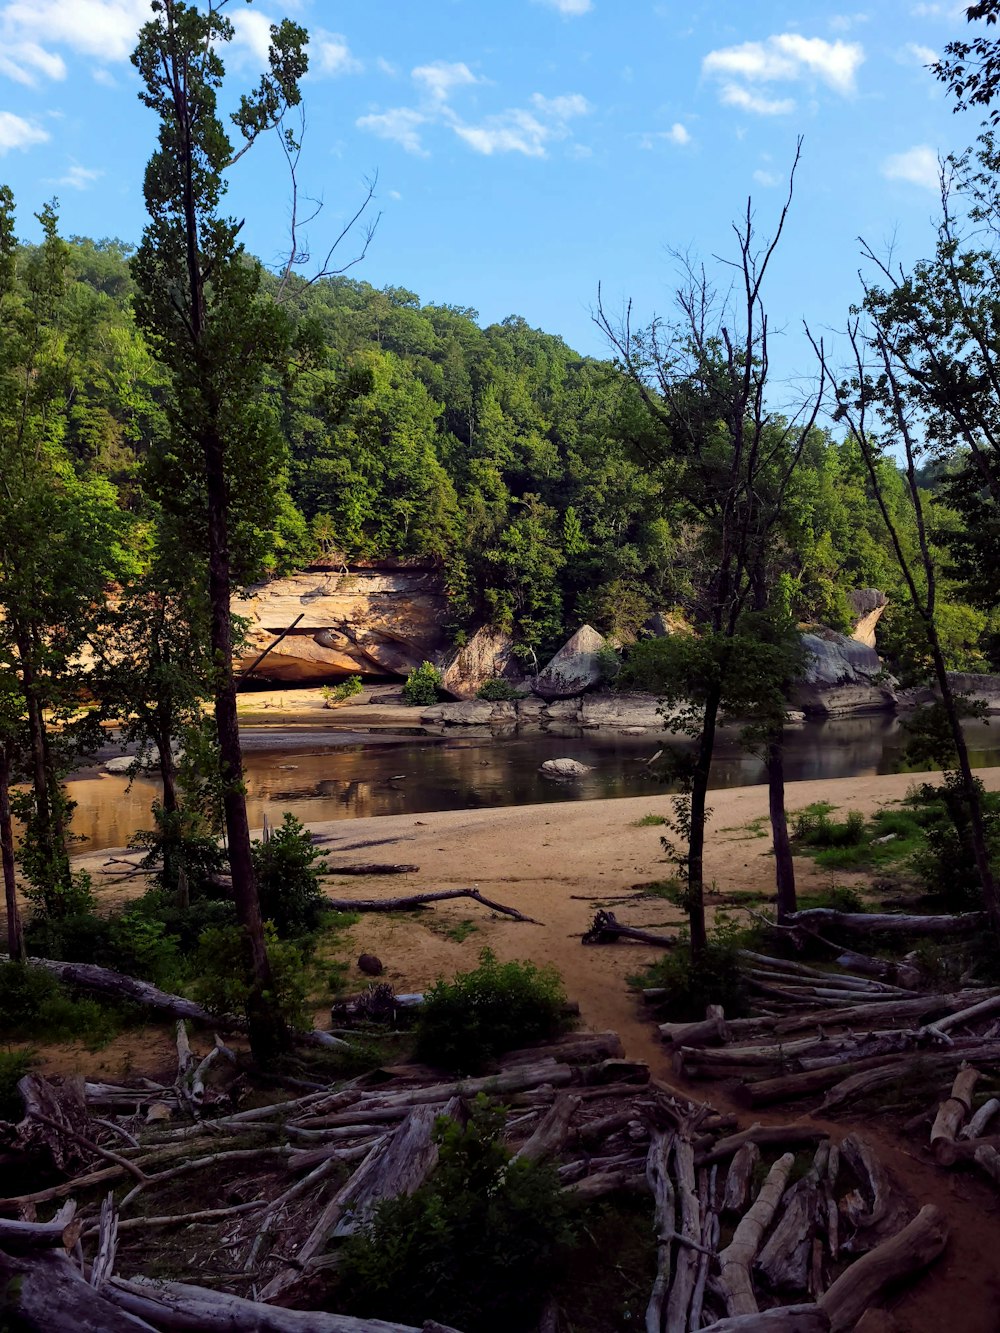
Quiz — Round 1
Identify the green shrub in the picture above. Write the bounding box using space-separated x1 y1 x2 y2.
476 678 520 701
253 813 325 938
322 675 363 707
416 948 567 1073
0 1049 35 1121
190 924 309 1030
640 926 750 1021
402 660 443 706
908 776 1000 911
794 807 866 849
336 1098 576 1332
798 885 867 914
0 963 128 1046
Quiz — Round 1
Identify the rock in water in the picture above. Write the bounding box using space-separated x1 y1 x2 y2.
358 954 384 976
533 625 607 699
539 758 592 780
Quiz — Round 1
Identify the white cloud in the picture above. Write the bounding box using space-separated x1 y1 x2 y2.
899 41 937 65
665 121 690 145
412 60 478 103
0 110 49 154
753 168 782 187
882 143 940 190
0 1 153 72
719 83 795 116
453 90 589 156
356 106 428 155
92 67 117 87
704 33 864 95
314 31 362 77
530 91 590 119
829 12 870 32
54 163 103 190
533 0 593 14
376 57 397 77
0 40 65 86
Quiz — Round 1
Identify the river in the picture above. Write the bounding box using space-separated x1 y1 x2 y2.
66 713 1000 854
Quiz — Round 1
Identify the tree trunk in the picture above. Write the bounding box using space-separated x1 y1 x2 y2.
0 745 24 960
203 424 286 1063
767 736 796 921
688 687 721 959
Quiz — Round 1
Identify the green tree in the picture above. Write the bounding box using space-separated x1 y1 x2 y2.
130 0 311 1057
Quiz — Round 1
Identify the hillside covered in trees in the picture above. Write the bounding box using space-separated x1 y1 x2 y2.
22 232 997 676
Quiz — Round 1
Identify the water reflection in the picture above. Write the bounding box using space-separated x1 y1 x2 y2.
67 713 1000 854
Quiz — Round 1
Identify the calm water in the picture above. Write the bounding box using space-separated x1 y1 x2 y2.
66 713 1000 853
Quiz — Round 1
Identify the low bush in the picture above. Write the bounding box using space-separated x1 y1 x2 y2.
907 776 1000 911
793 806 866 849
476 678 520 702
797 884 867 914
253 813 325 939
416 948 567 1073
321 675 363 707
402 660 443 706
336 1097 576 1332
190 924 309 1031
0 1049 35 1121
640 925 750 1021
0 962 130 1046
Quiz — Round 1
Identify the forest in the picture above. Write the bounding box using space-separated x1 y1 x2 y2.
9 1 1000 1331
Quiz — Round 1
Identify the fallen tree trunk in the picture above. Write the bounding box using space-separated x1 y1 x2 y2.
321 863 420 876
583 910 676 948
698 1124 828 1167
818 1205 947 1333
105 1274 464 1331
5 958 348 1050
644 1128 675 1333
324 887 540 924
512 1093 581 1165
930 1064 980 1163
0 1248 155 1332
718 1153 795 1317
787 909 986 936
700 1310 830 1332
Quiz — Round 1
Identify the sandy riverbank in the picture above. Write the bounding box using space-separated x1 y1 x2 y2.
70 766 1000 1070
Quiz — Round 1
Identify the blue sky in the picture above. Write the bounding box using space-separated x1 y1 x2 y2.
0 0 987 392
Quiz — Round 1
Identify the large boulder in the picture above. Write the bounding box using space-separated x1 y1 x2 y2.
420 700 516 726
533 625 607 700
440 626 526 700
794 629 896 717
233 560 449 684
539 758 592 780
579 694 663 730
848 588 888 649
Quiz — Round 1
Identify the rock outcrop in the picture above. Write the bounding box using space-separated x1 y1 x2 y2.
897 672 1000 714
794 628 896 717
233 561 449 684
539 758 592 780
440 626 526 700
533 625 607 700
419 700 516 726
848 589 889 649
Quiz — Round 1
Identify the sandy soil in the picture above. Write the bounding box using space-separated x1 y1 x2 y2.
22 766 1000 1330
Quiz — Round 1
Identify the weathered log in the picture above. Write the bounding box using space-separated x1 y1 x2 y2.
513 1093 581 1164
106 1274 464 1331
499 1032 625 1067
0 1201 77 1252
690 1164 717 1331
321 862 420 875
755 1166 819 1294
718 1153 795 1317
772 990 993 1036
839 1135 910 1254
699 1309 830 1332
644 1127 675 1333
659 1014 730 1047
722 1141 760 1217
818 1205 947 1333
6 957 347 1049
973 1143 1000 1186
787 909 986 936
665 1136 701 1332
324 886 541 924
929 1131 1000 1166
13 1075 93 1173
699 1125 828 1166
0 1248 156 1332
962 1096 1000 1139
930 1064 980 1162
562 1168 647 1201
583 909 676 947
819 1042 1000 1115
930 992 1000 1035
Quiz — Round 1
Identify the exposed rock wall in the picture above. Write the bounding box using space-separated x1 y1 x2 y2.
233 561 449 684
848 588 888 649
793 628 896 717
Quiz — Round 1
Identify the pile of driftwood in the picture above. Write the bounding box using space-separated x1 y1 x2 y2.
0 1008 948 1333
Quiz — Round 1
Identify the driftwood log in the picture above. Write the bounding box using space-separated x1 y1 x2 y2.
786 909 986 936
930 1064 980 1163
324 887 541 924
583 910 676 947
701 1307 830 1331
718 1153 795 1317
818 1205 947 1332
